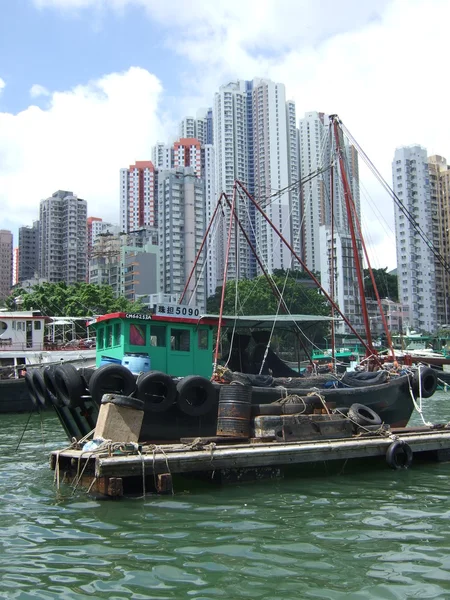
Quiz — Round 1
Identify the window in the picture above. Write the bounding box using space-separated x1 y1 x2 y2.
198 329 208 350
113 322 121 345
97 327 104 349
130 323 146 346
34 321 41 330
171 329 190 351
151 326 166 347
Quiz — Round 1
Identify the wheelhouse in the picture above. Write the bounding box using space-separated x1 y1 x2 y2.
91 311 218 378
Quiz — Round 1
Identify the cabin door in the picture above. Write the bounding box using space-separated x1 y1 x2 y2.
26 321 33 349
167 326 194 376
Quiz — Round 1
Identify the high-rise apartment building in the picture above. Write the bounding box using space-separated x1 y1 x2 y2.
0 230 13 300
18 221 39 283
39 190 87 284
87 217 120 258
393 146 437 332
428 155 450 326
120 161 157 233
213 78 298 282
179 108 213 145
157 167 206 310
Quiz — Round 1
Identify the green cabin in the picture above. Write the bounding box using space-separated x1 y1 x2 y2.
91 311 218 378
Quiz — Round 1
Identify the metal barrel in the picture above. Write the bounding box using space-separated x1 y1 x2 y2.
216 384 252 438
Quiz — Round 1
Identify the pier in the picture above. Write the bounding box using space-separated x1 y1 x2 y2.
50 425 450 498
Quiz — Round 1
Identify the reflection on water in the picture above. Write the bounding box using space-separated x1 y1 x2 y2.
1 394 450 599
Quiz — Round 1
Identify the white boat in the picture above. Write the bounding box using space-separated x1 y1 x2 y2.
0 310 95 413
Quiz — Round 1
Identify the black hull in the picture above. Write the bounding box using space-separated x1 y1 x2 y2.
0 379 37 414
136 374 414 442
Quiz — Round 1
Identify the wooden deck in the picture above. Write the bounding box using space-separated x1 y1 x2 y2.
50 425 450 498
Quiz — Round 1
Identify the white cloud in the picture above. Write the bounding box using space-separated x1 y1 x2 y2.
0 78 5 94
29 84 50 98
0 67 166 229
24 0 450 270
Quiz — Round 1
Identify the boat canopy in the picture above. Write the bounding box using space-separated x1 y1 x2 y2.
203 314 340 331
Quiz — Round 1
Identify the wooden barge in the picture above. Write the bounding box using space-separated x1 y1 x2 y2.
50 422 450 498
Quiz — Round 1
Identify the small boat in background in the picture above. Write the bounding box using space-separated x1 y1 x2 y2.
0 310 95 413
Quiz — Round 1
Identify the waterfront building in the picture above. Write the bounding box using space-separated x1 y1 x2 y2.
428 155 450 327
157 167 206 310
18 222 39 284
0 229 13 301
39 191 87 284
120 161 157 233
393 146 437 332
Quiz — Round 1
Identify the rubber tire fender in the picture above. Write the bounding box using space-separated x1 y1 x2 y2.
54 364 86 408
101 393 144 411
24 371 38 407
136 371 177 413
177 375 217 417
386 440 413 469
348 403 382 426
31 368 50 407
43 365 64 408
89 363 137 405
413 367 438 399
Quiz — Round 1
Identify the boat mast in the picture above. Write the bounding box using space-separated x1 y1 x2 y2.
330 115 375 355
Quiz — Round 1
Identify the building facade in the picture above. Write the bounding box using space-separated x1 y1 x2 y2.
39 191 87 284
157 168 206 310
18 222 39 284
428 155 450 327
0 230 13 301
393 146 437 332
120 161 157 233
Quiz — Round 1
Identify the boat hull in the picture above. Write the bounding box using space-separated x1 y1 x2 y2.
135 374 414 442
0 378 37 414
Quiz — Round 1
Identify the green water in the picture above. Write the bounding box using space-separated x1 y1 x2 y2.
2 396 450 599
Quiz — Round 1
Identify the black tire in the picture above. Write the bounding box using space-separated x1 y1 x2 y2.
386 440 413 469
348 403 382 426
177 375 217 417
413 367 438 399
43 365 64 408
89 364 137 405
78 367 96 387
101 393 144 411
54 364 86 408
31 369 49 407
24 371 38 407
136 371 177 413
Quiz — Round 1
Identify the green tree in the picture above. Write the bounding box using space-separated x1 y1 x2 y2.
5 282 143 317
207 271 329 317
363 268 398 302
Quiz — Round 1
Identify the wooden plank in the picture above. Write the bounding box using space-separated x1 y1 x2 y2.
92 431 450 478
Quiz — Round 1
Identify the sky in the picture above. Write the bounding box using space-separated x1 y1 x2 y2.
0 0 449 272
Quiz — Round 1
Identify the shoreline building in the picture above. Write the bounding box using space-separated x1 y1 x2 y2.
393 146 437 333
120 161 157 233
428 155 450 327
213 78 299 283
0 229 13 301
39 190 87 284
18 222 39 284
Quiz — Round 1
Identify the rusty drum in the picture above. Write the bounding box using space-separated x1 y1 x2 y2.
216 384 252 438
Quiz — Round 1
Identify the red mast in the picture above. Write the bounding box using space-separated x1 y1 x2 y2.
330 116 375 355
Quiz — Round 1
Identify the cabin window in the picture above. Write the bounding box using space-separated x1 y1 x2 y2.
198 329 208 350
0 321 7 333
12 321 16 330
130 323 146 346
97 328 104 349
113 322 121 345
151 326 166 347
170 329 190 351
106 325 113 348
34 321 41 330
